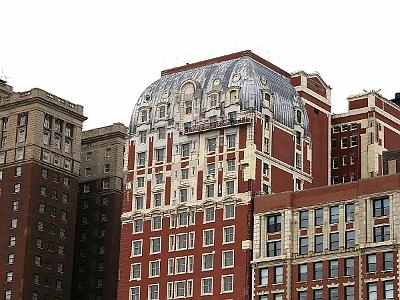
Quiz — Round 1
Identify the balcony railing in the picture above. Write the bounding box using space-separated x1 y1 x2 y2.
184 116 253 134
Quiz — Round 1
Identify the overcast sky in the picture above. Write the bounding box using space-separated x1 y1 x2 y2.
1 0 399 130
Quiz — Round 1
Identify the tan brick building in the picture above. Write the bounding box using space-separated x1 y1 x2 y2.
0 80 86 299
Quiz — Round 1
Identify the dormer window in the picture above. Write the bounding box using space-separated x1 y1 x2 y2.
228 90 239 103
159 105 166 119
140 110 148 123
296 110 302 124
209 94 217 108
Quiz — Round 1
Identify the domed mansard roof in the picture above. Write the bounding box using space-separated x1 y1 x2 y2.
129 51 310 135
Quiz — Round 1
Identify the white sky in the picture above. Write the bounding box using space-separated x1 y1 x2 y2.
1 0 399 130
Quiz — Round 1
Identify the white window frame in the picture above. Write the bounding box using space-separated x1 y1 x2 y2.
130 263 141 280
222 250 234 268
203 229 215 247
221 274 234 293
131 240 143 257
201 277 213 296
223 226 235 244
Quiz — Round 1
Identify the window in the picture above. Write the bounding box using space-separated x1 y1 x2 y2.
226 134 236 148
223 226 234 243
367 254 376 273
157 127 166 139
329 206 339 224
298 291 307 300
15 148 24 160
226 181 235 195
373 225 390 242
267 241 281 257
206 184 214 198
179 189 188 202
373 197 389 217
14 183 21 193
224 204 235 219
329 287 339 300
227 159 236 172
102 179 110 190
6 271 13 282
345 230 355 248
139 131 147 144
37 220 44 231
155 148 165 162
299 237 308 255
222 250 234 268
383 252 393 271
155 173 163 184
135 196 144 210
350 136 357 147
209 94 217 107
207 138 217 152
314 234 323 253
313 261 323 280
137 177 145 188
202 253 214 270
345 286 355 300
150 237 161 254
148 284 159 300
330 232 339 251
274 294 283 300
137 152 146 166
221 275 233 293
384 280 394 299
181 143 190 157
350 154 355 165
345 203 355 222
295 131 301 145
149 261 160 277
176 234 187 250
329 260 338 278
133 219 144 233
152 216 162 231
12 201 19 211
259 268 268 285
201 278 213 295
132 240 142 256
207 164 215 175
7 254 15 264
341 137 348 148
299 210 308 228
153 193 162 207
204 207 215 222
85 167 92 177
177 212 188 226
295 152 302 169
345 257 354 276
267 214 281 233
274 266 283 283
203 229 214 246
181 168 189 180
4 290 11 300
298 264 307 282
314 208 323 226
367 283 377 300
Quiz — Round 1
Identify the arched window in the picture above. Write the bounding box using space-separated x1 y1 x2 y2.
180 82 195 115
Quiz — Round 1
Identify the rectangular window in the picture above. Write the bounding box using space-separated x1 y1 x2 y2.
274 266 283 284
295 131 301 145
157 127 166 139
130 263 141 280
298 264 307 282
345 230 355 248
314 235 323 253
222 250 234 269
148 284 159 300
135 196 144 210
223 226 234 243
152 216 162 231
367 283 377 300
267 214 281 233
329 206 339 224
329 287 339 300
299 210 308 228
132 240 142 256
373 197 390 217
295 152 302 169
259 268 268 285
373 225 390 242
149 261 160 277
204 207 215 222
224 204 235 219
139 131 147 144
155 148 165 162
313 261 323 280
345 203 355 222
181 143 190 157
227 159 236 172
150 237 161 254
384 280 394 299
202 253 214 271
153 193 162 207
314 208 323 226
226 181 234 195
221 275 233 293
299 237 308 255
350 135 357 147
329 260 338 278
330 232 339 251
155 173 163 184
207 164 215 175
341 137 348 148
201 278 213 295
298 291 307 300
137 152 146 166
203 229 214 246
267 241 281 257
207 138 217 152
383 252 393 271
345 286 355 300
345 257 354 276
206 184 214 198
314 289 323 300
179 189 188 202
226 134 236 148
367 254 376 273
181 168 189 180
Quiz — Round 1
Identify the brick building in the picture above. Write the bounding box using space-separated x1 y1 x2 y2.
117 51 330 300
0 81 86 299
252 173 400 300
71 123 127 300
331 91 400 184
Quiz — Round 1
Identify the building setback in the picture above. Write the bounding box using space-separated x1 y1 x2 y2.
72 123 127 300
331 91 400 184
253 173 400 300
0 80 86 299
117 51 330 300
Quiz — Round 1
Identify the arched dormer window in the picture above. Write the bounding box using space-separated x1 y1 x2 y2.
228 89 239 104
158 104 167 119
209 94 218 108
180 82 195 115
